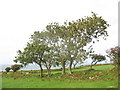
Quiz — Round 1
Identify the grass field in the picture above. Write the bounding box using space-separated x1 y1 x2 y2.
2 64 118 88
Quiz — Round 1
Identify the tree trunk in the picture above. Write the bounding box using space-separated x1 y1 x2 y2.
73 63 77 69
47 69 51 77
62 61 66 75
39 64 43 78
44 62 51 77
40 68 43 78
90 60 94 69
90 64 93 69
73 64 75 69
90 62 94 69
90 61 97 69
69 60 73 74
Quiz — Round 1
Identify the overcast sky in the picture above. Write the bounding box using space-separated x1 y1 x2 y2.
0 0 118 65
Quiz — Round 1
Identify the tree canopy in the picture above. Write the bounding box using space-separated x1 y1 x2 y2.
90 54 106 69
14 12 110 77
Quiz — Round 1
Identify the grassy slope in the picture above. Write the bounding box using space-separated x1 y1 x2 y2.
2 64 118 88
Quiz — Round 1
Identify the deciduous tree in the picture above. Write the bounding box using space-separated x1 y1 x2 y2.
90 54 106 69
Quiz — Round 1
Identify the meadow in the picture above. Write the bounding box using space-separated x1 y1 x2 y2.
2 64 118 88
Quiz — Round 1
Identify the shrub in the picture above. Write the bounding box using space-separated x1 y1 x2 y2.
106 46 120 67
11 64 22 72
90 54 106 69
5 67 11 72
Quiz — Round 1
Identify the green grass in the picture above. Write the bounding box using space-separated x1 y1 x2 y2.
2 64 118 88
2 78 117 88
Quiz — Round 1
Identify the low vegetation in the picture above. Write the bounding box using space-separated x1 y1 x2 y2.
5 67 11 73
11 64 22 72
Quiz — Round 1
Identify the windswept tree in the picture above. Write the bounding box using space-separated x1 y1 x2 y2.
30 31 60 76
73 52 88 69
46 12 109 74
90 54 106 69
14 31 58 77
11 64 22 72
5 67 11 73
15 41 50 77
14 12 110 76
45 23 68 74
55 45 69 74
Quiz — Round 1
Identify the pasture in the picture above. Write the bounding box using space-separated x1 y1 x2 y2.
2 64 118 88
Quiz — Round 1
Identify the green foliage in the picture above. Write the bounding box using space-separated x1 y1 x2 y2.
90 54 106 69
14 12 110 76
5 67 11 72
14 31 58 77
46 12 109 74
91 54 106 62
11 64 22 72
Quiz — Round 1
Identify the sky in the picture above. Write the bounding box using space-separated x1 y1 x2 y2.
0 0 118 65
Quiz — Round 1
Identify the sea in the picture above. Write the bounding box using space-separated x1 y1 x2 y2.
0 60 108 72
0 64 61 72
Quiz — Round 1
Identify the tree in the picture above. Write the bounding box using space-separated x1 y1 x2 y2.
5 67 11 73
90 54 106 69
30 31 59 76
73 60 81 69
73 53 88 69
11 64 22 72
14 42 50 77
46 12 109 74
14 12 110 76
106 46 120 67
46 23 68 74
14 31 57 77
55 46 68 75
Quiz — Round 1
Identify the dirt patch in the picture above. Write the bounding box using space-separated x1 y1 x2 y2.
110 67 117 71
86 69 95 71
72 73 82 77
